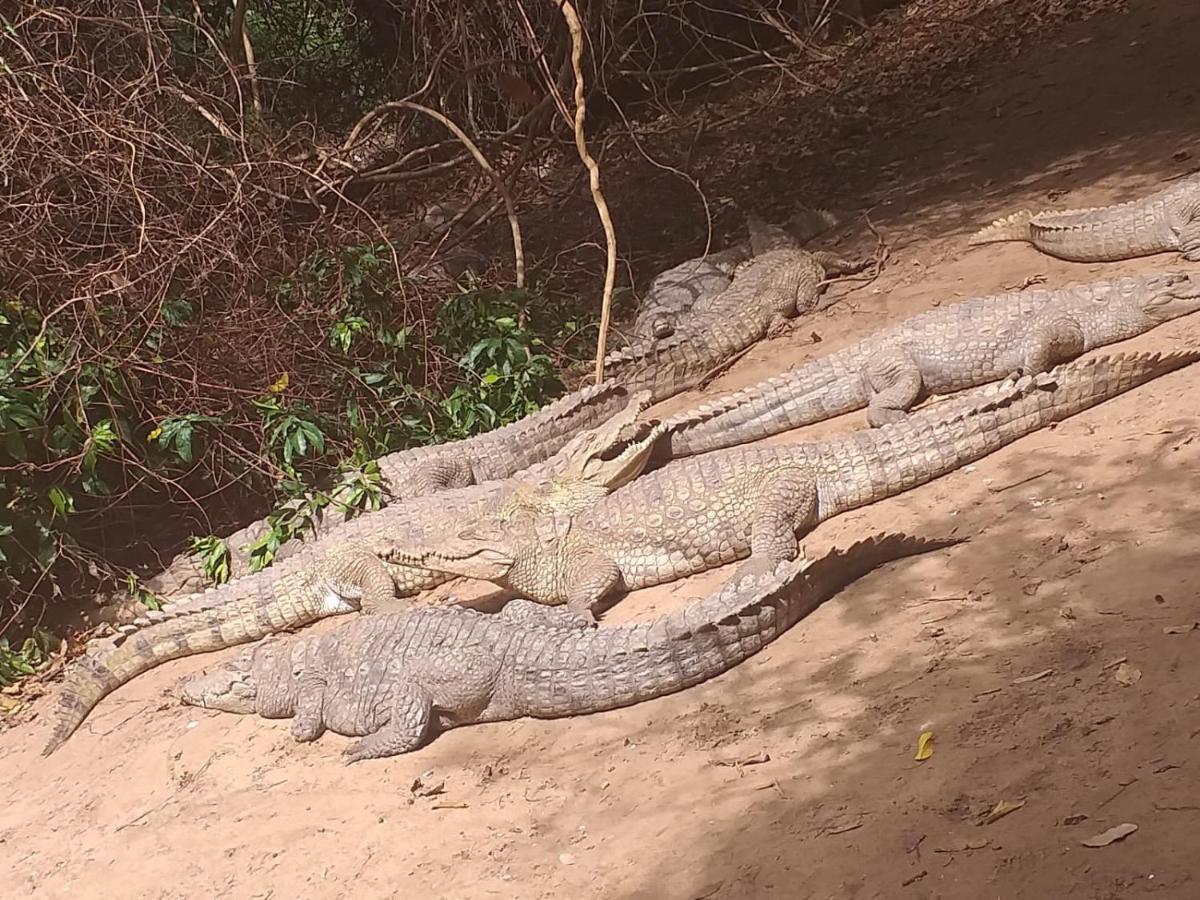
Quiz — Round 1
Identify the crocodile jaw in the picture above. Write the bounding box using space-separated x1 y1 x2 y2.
1139 272 1200 322
178 659 257 713
412 541 515 580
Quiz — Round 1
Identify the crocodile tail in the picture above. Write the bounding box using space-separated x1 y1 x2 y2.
746 213 795 255
41 567 342 755
676 533 966 634
968 211 1035 245
525 533 961 717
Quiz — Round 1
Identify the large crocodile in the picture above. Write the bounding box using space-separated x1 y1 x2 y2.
41 392 670 755
654 272 1200 455
631 207 841 340
605 242 864 404
969 171 1200 261
176 533 957 761
146 381 636 595
392 350 1198 621
631 246 749 341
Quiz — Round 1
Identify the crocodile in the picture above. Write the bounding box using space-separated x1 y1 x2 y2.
631 207 841 341
605 239 865 404
176 532 957 761
969 171 1200 261
391 350 1198 621
144 381 636 596
41 391 672 755
653 272 1200 456
631 246 749 341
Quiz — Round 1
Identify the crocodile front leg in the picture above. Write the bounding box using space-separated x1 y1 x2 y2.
290 672 328 742
1178 215 1200 261
343 649 503 762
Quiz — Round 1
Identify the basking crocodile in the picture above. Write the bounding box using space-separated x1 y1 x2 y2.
41 393 671 755
176 533 957 761
392 350 1198 621
606 241 864 404
969 172 1200 261
632 246 749 341
145 381 636 595
631 207 841 340
655 272 1200 454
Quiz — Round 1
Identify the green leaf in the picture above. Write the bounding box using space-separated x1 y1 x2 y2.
47 486 73 519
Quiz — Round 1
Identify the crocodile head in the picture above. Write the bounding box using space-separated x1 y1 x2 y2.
178 637 301 716
393 520 522 581
1136 272 1200 323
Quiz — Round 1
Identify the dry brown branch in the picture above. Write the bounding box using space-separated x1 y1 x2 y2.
231 0 263 118
343 100 525 288
550 0 617 384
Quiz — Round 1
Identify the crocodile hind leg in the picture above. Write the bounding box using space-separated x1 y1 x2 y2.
321 545 400 614
1020 315 1086 374
500 598 590 629
561 552 624 625
862 347 924 427
736 468 819 578
407 457 476 495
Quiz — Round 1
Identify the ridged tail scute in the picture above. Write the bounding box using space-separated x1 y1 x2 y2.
525 533 963 718
42 624 203 755
673 533 966 639
968 211 1035 246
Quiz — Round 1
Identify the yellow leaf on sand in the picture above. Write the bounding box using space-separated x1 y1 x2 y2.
268 372 290 393
1115 663 1142 686
982 798 1026 825
915 730 934 761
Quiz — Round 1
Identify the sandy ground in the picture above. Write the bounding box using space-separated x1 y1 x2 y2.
4 2 1200 897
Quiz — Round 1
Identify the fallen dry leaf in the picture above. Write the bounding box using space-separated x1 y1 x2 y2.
1013 668 1054 685
713 751 770 768
1163 623 1198 635
981 798 1026 825
1115 663 1142 686
1081 822 1138 847
914 730 934 761
410 775 446 798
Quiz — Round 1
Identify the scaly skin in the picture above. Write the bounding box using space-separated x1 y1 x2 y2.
145 381 635 596
42 391 665 755
604 246 862 404
631 247 748 340
630 208 840 340
658 272 1200 455
969 172 1200 261
177 533 957 761
393 350 1199 620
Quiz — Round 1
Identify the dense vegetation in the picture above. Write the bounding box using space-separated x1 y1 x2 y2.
1 0 875 649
